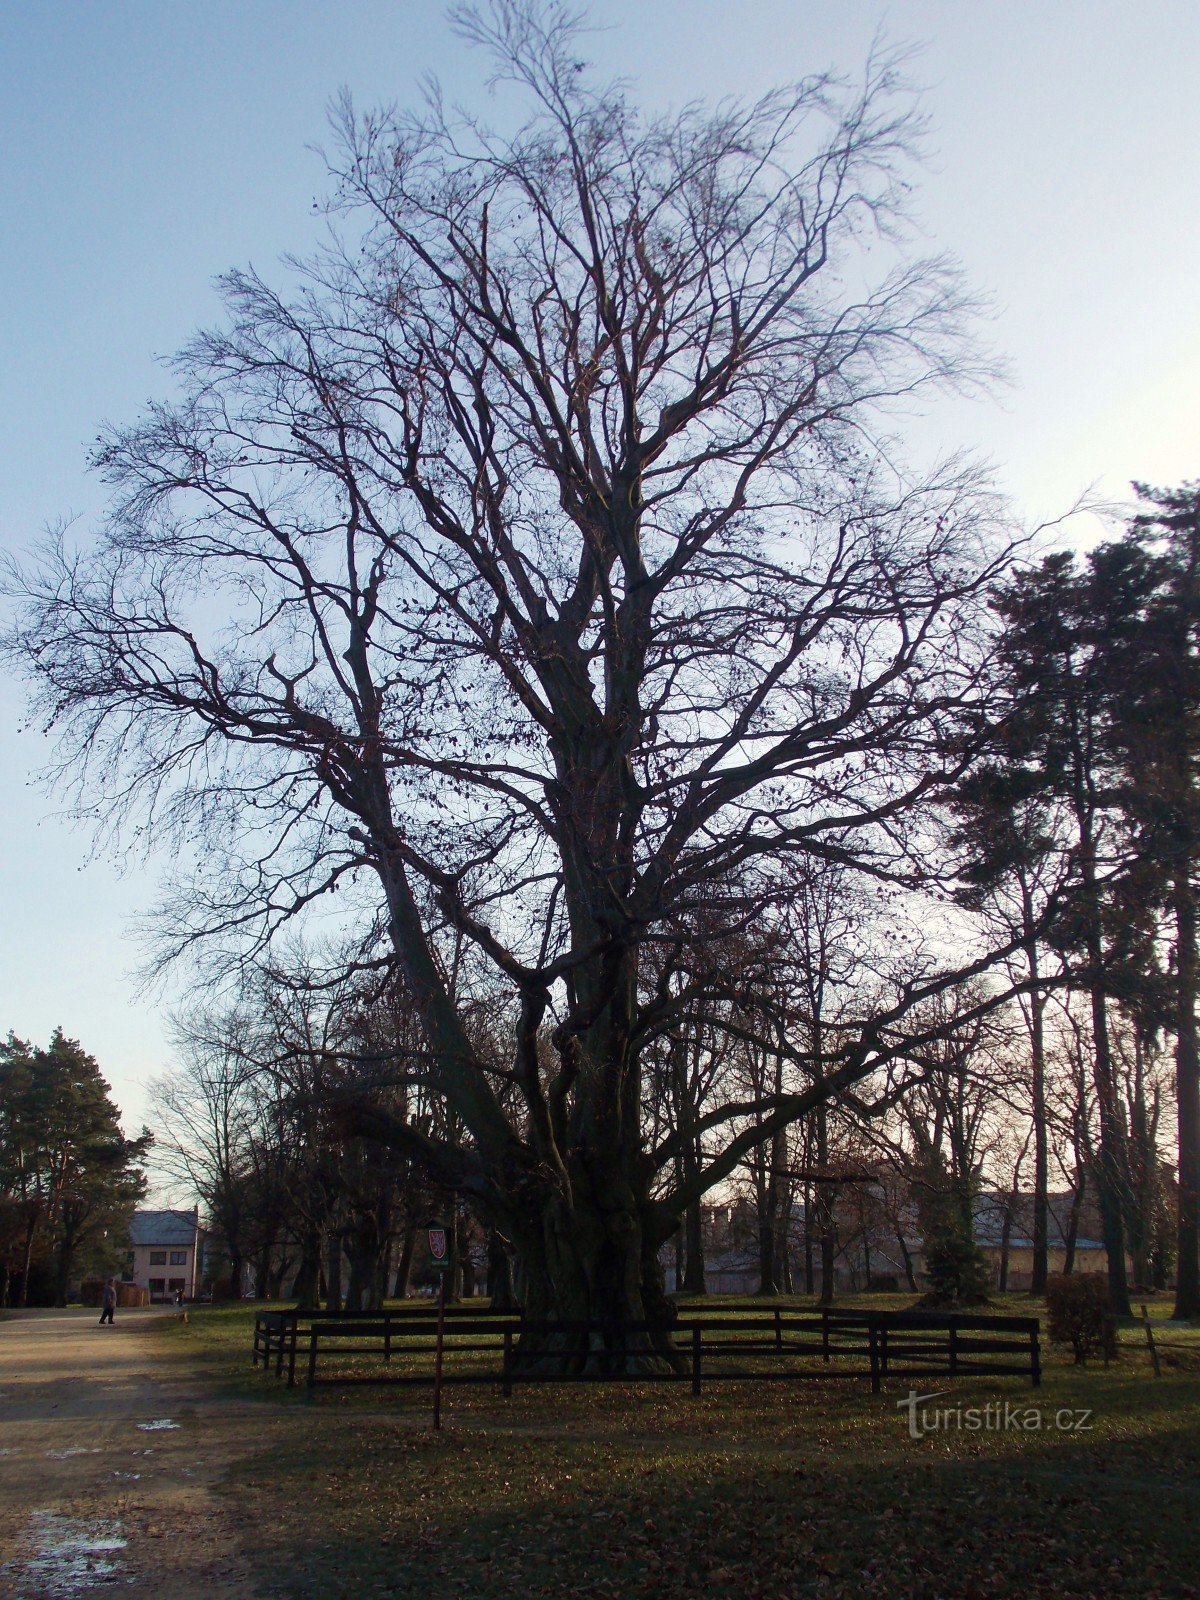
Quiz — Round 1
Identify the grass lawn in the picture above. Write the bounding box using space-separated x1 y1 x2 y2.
164 1296 1200 1599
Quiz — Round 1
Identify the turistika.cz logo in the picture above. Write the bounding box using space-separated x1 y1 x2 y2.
898 1390 1093 1440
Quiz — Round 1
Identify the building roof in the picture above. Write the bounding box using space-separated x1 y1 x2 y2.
129 1209 199 1248
973 1191 1104 1252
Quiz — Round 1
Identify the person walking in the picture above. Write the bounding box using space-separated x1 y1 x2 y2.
98 1278 117 1326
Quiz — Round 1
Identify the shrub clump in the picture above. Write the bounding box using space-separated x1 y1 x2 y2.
1045 1273 1118 1364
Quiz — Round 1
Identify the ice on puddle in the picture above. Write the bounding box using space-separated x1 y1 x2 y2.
0 1507 126 1596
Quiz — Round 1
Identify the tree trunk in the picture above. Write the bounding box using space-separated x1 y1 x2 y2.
896 1228 917 1293
682 1195 705 1294
54 1224 80 1308
17 1215 38 1308
394 1221 417 1299
1073 819 1133 1315
815 1108 837 1306
1063 1172 1084 1276
255 1242 274 1301
291 1230 322 1313
1022 905 1050 1296
998 1203 1013 1293
507 1178 679 1373
770 1124 791 1293
458 1214 476 1298
1173 866 1200 1317
486 1230 517 1309
803 1180 815 1296
325 1233 343 1313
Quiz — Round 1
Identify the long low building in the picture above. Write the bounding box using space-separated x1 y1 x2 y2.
128 1207 206 1302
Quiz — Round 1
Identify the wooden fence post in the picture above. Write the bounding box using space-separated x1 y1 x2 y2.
691 1325 702 1397
948 1324 959 1377
1030 1322 1041 1389
868 1320 880 1394
306 1327 318 1399
502 1326 513 1397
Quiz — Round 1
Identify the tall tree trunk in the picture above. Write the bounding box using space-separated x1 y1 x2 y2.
1075 835 1133 1315
292 1230 322 1311
682 1193 705 1294
1022 894 1050 1295
457 1215 476 1298
815 1107 836 1306
998 1201 1013 1293
486 1230 516 1308
1063 1171 1085 1276
769 1123 791 1294
895 1228 917 1293
54 1224 80 1308
393 1221 417 1299
1173 867 1200 1317
325 1233 343 1314
757 1138 779 1296
803 1177 815 1295
17 1215 37 1308
255 1241 274 1301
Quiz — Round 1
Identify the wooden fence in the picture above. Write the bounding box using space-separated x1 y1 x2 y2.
252 1304 1041 1397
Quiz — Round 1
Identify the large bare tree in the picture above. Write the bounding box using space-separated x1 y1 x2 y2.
5 3 1014 1349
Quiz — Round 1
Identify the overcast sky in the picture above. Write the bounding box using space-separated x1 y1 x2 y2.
1 0 1198 1131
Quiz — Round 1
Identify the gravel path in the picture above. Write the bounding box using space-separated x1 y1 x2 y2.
0 1308 260 1597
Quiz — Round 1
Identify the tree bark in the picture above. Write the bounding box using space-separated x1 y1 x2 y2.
325 1232 343 1313
815 1107 837 1306
1172 867 1200 1317
1075 835 1133 1315
486 1230 517 1308
682 1195 705 1295
1022 892 1050 1295
393 1222 417 1299
1063 1171 1084 1276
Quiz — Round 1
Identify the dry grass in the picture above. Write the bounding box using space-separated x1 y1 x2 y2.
159 1295 1200 1599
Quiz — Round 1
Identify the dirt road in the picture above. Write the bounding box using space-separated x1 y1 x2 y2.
0 1308 260 1598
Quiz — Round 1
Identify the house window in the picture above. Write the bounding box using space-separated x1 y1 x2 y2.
169 1250 187 1266
149 1278 166 1296
149 1251 166 1265
168 1278 185 1295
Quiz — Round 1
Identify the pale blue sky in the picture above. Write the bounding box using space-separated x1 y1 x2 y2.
2 1 1198 1130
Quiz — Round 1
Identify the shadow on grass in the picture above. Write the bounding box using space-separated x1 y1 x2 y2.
220 1364 1200 1600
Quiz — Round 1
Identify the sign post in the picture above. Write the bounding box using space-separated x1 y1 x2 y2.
427 1223 451 1430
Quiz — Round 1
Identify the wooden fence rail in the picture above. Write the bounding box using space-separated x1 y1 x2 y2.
251 1305 1041 1397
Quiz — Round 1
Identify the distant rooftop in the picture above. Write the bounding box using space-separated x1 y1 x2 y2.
129 1208 200 1247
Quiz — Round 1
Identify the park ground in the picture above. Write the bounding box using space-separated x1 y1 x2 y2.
0 1298 1198 1599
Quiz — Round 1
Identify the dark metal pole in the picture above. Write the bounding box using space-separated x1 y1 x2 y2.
433 1270 447 1430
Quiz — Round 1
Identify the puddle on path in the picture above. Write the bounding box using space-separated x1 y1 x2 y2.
135 1420 179 1432
1 1507 127 1596
46 1447 101 1460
